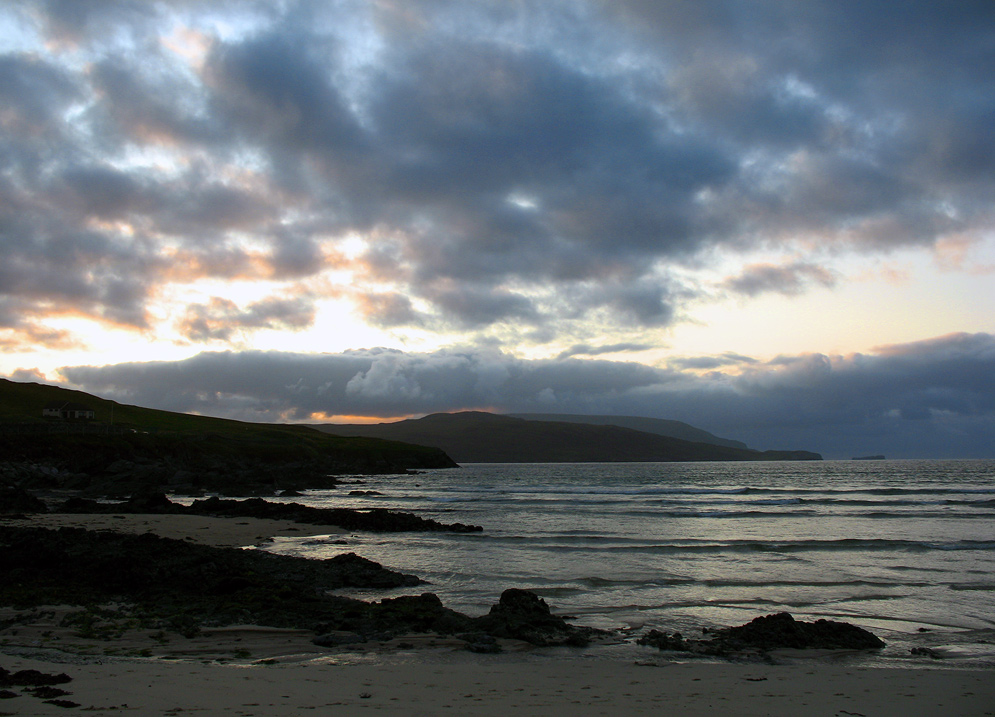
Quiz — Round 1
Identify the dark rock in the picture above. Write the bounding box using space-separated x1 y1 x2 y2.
911 646 942 659
278 489 303 497
460 633 503 653
44 699 81 708
0 668 72 687
0 486 47 514
121 491 182 513
323 553 421 589
710 612 885 651
638 612 885 658
28 686 72 699
312 631 367 647
475 588 598 647
54 494 483 533
368 593 475 636
636 630 691 651
0 527 607 650
0 525 421 632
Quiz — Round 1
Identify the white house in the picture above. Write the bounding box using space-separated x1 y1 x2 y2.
42 402 96 420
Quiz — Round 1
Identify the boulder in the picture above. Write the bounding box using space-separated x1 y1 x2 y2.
710 612 885 651
475 588 593 646
323 553 421 589
638 612 885 657
0 487 47 514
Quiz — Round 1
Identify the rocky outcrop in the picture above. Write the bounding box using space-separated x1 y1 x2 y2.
0 486 47 514
0 525 421 632
638 612 885 657
312 589 607 649
56 493 484 533
474 588 602 647
0 526 599 650
315 593 476 641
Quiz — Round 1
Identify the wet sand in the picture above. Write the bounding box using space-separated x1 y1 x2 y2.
2 650 994 716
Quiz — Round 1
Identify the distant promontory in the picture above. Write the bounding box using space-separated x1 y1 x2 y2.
316 411 821 463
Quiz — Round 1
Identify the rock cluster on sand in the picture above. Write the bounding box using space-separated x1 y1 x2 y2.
0 664 77 708
0 526 598 650
56 493 484 533
638 612 885 658
312 589 605 650
475 588 597 646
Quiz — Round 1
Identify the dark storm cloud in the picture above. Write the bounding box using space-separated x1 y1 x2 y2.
88 58 220 148
58 332 995 458
205 31 364 157
0 54 81 136
422 283 540 329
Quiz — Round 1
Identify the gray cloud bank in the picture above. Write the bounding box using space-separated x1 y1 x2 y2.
1 0 993 343
58 332 995 459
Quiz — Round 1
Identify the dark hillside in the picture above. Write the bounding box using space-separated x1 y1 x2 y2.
0 379 457 496
509 413 748 449
317 411 820 463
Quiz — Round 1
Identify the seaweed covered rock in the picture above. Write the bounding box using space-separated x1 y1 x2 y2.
475 588 598 646
324 553 422 589
638 612 885 657
636 630 691 651
55 494 483 533
0 526 420 630
710 612 885 651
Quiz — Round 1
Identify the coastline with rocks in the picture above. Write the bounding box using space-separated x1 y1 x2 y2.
3 449 995 714
2 501 994 714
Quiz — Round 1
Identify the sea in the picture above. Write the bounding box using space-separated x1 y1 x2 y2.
260 459 995 666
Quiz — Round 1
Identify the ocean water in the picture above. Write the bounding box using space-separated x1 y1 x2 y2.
262 459 995 665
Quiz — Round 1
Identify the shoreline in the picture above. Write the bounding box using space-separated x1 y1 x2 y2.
3 513 994 715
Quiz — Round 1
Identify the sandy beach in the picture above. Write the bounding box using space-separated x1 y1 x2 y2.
3 514 994 716
3 649 994 716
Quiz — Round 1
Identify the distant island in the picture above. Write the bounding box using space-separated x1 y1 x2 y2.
316 411 822 463
852 455 886 460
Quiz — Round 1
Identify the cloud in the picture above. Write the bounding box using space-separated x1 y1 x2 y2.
5 367 49 383
2 1 993 350
668 352 760 370
176 294 317 342
58 332 995 458
0 54 81 136
556 343 654 360
723 261 837 297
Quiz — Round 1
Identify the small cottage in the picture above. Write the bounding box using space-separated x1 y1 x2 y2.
42 401 96 420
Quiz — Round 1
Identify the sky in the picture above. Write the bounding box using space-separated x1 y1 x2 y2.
1 1 993 459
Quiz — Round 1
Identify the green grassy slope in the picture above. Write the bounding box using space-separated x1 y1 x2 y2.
0 378 457 473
